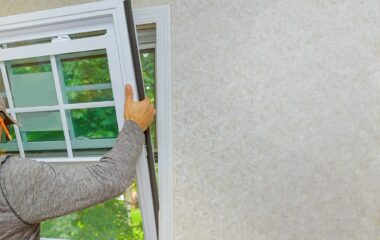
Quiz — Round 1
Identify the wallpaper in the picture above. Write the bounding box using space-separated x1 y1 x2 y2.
2 0 380 239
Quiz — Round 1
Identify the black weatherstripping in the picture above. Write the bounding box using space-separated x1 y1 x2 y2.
123 0 159 237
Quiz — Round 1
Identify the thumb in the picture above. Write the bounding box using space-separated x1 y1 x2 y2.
125 84 133 103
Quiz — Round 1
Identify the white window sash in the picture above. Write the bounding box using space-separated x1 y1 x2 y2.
0 34 122 158
0 1 159 239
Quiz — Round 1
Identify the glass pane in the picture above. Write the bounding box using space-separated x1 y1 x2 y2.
67 107 118 157
0 124 19 155
57 50 114 104
66 88 113 104
6 57 58 107
140 50 157 154
41 195 144 239
17 111 67 158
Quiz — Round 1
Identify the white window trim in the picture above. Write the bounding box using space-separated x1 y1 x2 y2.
134 6 173 240
0 1 173 240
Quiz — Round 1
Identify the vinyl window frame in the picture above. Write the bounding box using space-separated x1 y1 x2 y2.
0 1 173 239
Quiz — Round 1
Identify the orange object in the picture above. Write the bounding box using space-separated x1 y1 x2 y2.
0 117 12 141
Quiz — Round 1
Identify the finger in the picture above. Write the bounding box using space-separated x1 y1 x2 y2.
125 84 133 103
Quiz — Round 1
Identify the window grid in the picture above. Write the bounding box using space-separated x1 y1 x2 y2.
0 42 117 159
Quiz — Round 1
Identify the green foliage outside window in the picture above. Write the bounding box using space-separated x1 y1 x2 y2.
61 53 110 87
11 59 51 75
141 51 156 151
60 52 114 104
70 107 118 139
41 199 144 240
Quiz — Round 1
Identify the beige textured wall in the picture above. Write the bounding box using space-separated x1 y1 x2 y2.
2 0 380 239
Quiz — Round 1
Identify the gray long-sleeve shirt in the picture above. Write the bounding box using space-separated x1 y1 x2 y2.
0 120 144 240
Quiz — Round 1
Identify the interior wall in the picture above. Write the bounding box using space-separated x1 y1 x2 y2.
1 0 380 240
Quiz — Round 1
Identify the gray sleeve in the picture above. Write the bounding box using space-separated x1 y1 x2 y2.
0 120 144 224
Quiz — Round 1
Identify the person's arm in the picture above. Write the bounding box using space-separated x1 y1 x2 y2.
0 120 144 224
0 84 155 224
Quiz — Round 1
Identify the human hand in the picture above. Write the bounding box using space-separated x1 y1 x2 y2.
124 84 155 131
